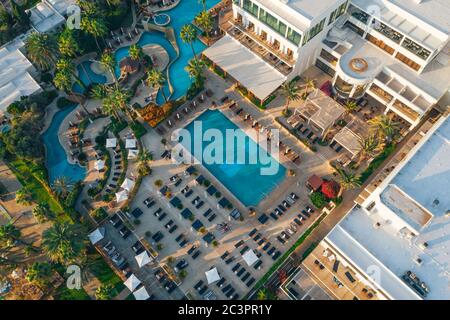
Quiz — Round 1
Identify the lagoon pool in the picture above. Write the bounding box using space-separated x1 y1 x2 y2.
73 61 107 94
42 104 86 184
181 110 286 207
83 0 220 104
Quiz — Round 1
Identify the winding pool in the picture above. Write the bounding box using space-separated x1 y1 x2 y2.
42 104 86 184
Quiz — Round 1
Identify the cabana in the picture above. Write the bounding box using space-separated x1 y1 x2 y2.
135 251 152 268
94 160 105 171
106 138 117 148
332 118 370 160
205 267 220 285
307 175 323 192
88 227 105 245
125 139 137 149
115 190 129 203
121 178 135 192
124 274 141 292
242 249 259 266
133 286 150 300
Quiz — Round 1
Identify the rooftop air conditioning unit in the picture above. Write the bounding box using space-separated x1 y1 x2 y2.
415 257 423 266
419 242 428 250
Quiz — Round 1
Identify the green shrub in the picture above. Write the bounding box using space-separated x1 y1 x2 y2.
57 97 74 109
309 192 328 209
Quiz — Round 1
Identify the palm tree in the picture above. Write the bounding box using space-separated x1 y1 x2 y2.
335 168 361 197
343 100 358 115
80 16 107 51
0 223 21 248
280 81 301 115
368 114 400 143
195 11 213 45
129 44 143 62
32 203 54 223
16 186 33 205
25 32 58 70
52 176 73 199
138 149 153 164
100 51 118 84
180 24 198 58
185 58 205 86
111 86 134 122
146 68 168 103
90 84 108 100
95 283 115 300
303 78 315 99
102 96 121 120
42 222 87 265
56 58 86 91
357 134 383 165
58 28 82 58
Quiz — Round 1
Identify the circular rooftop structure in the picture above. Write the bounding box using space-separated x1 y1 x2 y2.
349 58 368 73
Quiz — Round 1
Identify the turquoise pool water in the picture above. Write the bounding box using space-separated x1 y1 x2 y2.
84 0 219 104
42 104 86 184
73 61 107 94
181 110 286 207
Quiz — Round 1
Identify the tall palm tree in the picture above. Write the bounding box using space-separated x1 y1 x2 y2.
138 149 153 165
281 81 301 115
56 58 85 91
25 32 58 70
58 28 82 58
80 16 107 51
52 176 73 199
95 284 115 300
111 86 134 122
368 114 400 143
335 168 361 197
357 134 383 165
90 84 108 100
180 24 198 58
100 51 118 84
102 96 121 120
0 223 21 248
185 58 205 86
146 68 168 103
195 11 213 45
16 186 33 205
129 44 143 62
42 222 87 265
32 203 54 224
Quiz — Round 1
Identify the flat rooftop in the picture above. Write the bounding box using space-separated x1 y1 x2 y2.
203 35 286 101
337 28 450 103
28 2 65 33
353 0 450 36
327 115 450 300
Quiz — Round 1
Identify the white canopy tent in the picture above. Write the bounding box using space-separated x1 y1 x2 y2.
205 267 221 284
133 286 150 300
135 251 152 268
124 274 141 292
106 138 117 148
88 227 105 245
115 190 129 203
242 249 259 266
94 160 105 171
128 149 139 160
121 178 135 192
125 139 137 149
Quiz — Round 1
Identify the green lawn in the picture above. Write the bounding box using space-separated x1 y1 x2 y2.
88 253 125 294
8 159 65 217
54 285 91 300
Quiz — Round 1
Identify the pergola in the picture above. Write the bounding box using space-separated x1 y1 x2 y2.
332 118 370 159
202 35 286 106
295 89 345 137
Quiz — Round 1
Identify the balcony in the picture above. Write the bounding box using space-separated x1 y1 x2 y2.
223 19 295 76
401 38 431 60
369 83 393 103
392 99 420 122
373 21 403 44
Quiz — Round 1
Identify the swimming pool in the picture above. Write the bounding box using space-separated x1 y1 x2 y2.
42 104 86 184
84 0 219 104
181 110 286 207
73 61 107 94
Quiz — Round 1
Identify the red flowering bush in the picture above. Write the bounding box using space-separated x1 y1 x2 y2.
321 180 340 199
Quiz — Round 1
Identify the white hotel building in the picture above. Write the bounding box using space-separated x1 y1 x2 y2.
205 0 450 128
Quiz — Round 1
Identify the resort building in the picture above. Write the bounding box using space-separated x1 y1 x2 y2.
209 0 449 127
297 114 450 300
27 0 76 33
0 38 42 115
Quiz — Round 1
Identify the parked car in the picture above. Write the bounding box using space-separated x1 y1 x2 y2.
174 259 189 272
152 231 164 242
131 208 144 218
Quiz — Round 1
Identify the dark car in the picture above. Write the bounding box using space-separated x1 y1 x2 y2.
131 208 144 218
164 220 174 229
165 281 177 293
152 231 164 242
168 225 178 234
192 250 201 260
258 214 269 224
294 218 303 226
174 259 189 272
187 245 197 255
119 226 131 239
269 212 279 220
